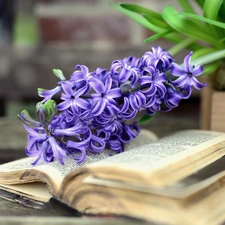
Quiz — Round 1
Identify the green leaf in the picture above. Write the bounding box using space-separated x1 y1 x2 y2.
111 3 182 43
168 37 197 56
138 112 159 124
144 30 172 43
178 12 225 30
192 48 217 60
142 13 171 30
53 69 66 81
202 61 221 76
194 0 205 8
191 49 225 66
110 2 157 30
120 3 162 20
162 6 218 46
178 0 195 13
203 0 223 20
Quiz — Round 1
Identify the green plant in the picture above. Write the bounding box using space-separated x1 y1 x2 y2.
111 0 225 89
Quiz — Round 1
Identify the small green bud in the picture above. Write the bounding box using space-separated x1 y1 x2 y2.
43 100 57 123
53 69 66 81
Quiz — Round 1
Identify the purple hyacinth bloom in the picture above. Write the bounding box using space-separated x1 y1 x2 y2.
65 142 87 163
106 134 124 153
120 122 140 143
18 46 207 166
139 66 167 98
141 46 173 71
48 136 67 165
145 95 162 115
128 91 146 111
24 125 67 165
92 67 110 83
65 131 92 163
89 76 121 116
119 96 138 120
170 52 206 98
100 118 123 134
70 65 93 83
38 86 62 103
89 134 106 153
57 82 91 116
162 86 183 112
110 56 141 87
70 65 95 95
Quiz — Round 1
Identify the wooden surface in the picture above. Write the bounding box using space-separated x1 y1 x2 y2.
211 90 225 132
0 216 152 225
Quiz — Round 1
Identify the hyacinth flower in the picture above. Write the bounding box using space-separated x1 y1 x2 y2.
18 46 206 165
170 52 207 99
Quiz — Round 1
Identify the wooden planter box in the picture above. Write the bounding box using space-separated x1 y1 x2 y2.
200 81 225 132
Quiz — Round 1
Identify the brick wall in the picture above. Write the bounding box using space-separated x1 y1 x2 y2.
34 0 182 47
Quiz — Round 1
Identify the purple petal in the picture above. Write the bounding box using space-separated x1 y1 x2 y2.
66 146 87 163
76 98 90 109
23 125 47 139
183 51 193 72
91 99 107 116
48 137 66 165
61 82 73 96
192 77 207 90
57 100 71 111
129 94 138 109
107 88 121 99
120 97 129 113
75 65 89 75
89 78 105 94
192 64 203 76
104 76 112 93
18 111 41 127
38 86 62 102
170 63 186 76
89 135 105 153
73 85 88 98
71 65 89 82
172 75 189 87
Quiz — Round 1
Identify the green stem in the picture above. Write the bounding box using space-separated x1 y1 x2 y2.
191 49 225 66
168 38 197 56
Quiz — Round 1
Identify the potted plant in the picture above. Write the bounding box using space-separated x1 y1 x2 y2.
111 0 225 132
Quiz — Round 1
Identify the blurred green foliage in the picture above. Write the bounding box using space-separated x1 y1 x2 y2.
14 13 39 46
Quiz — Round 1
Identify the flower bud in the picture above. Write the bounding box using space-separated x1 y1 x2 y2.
53 69 66 81
18 110 41 127
43 100 57 123
36 102 47 128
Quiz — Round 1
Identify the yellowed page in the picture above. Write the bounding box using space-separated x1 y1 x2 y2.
0 129 157 199
0 183 51 202
79 130 225 186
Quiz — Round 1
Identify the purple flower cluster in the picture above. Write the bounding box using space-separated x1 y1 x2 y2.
18 46 206 165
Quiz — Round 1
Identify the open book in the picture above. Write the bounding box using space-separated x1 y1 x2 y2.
0 129 225 225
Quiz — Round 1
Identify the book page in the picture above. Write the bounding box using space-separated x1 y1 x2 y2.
85 130 225 185
0 182 51 203
89 130 221 169
0 129 157 180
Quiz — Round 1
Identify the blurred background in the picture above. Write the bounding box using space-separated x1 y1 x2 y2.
0 0 200 162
